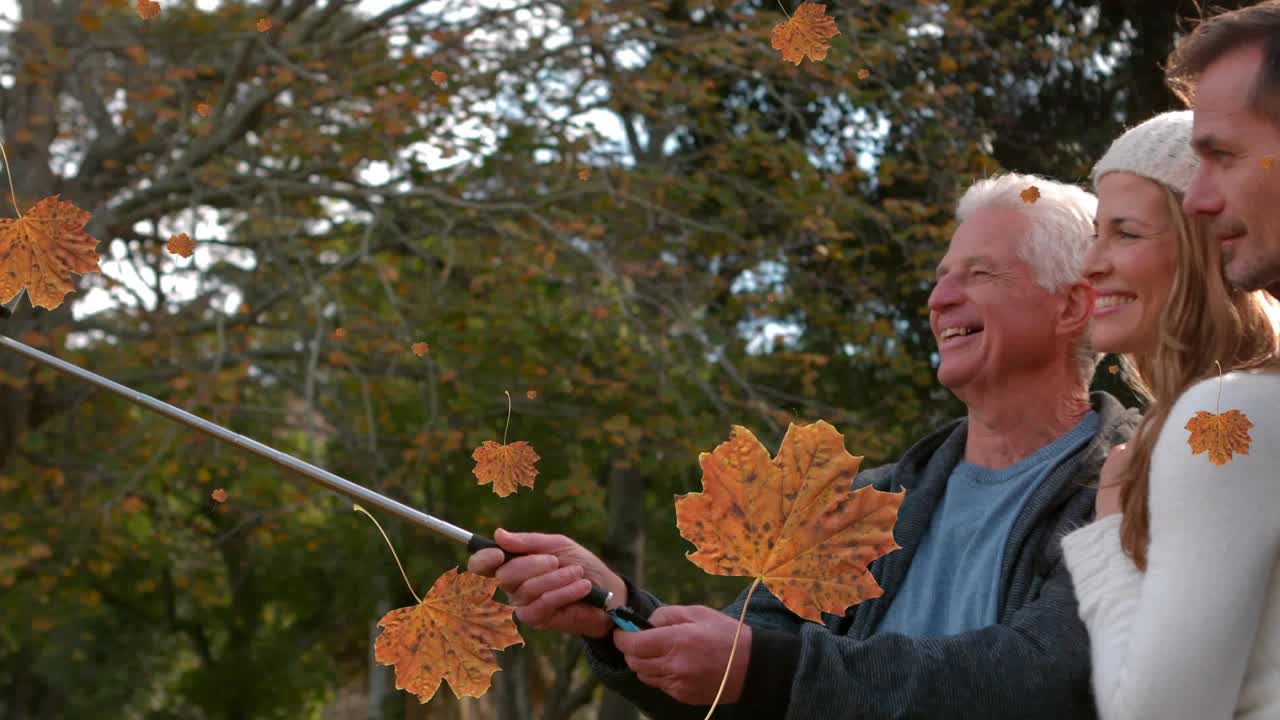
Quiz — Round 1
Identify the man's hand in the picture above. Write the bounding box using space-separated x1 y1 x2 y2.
1096 442 1130 518
614 605 752 706
466 528 626 639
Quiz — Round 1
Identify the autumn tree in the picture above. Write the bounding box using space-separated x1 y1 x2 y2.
0 1 1223 718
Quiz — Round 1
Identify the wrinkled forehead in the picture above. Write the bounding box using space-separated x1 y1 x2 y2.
935 208 1030 278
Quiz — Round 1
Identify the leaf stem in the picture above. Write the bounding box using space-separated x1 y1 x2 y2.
703 577 762 720
0 142 20 217
1215 360 1223 412
354 504 422 603
775 0 791 19
502 390 512 445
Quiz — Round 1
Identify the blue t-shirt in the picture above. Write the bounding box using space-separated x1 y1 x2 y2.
875 411 1099 638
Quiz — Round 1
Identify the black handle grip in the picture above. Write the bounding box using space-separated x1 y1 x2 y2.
467 534 613 610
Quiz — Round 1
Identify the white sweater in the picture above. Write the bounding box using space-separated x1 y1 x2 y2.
1062 369 1280 720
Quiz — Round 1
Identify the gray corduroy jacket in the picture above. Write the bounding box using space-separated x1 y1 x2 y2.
584 391 1138 720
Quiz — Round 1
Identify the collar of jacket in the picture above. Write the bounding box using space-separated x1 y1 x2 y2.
839 390 1139 638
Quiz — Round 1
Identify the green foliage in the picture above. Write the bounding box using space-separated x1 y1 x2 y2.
0 0 1217 717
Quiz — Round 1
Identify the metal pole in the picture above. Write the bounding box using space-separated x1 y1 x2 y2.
0 334 472 545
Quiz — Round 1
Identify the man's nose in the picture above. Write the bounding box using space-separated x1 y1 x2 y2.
928 276 961 313
1183 164 1224 218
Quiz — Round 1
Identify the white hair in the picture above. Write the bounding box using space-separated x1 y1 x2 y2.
955 172 1103 386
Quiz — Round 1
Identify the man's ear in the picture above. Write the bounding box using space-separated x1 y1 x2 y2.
1059 280 1095 337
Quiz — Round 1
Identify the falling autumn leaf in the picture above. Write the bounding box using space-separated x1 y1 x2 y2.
1263 156 1275 171
256 17 273 32
195 102 211 116
472 440 540 497
856 68 870 80
0 195 100 311
78 12 103 33
374 567 523 702
136 0 160 21
211 488 228 503
411 341 429 356
1020 185 1041 204
431 70 447 85
770 2 840 66
526 390 537 400
166 232 195 258
578 168 591 180
1108 365 1119 375
1185 409 1253 466
675 421 903 623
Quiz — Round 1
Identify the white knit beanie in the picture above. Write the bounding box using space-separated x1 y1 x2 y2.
1091 110 1198 193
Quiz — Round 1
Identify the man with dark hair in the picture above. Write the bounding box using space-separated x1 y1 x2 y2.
1169 0 1280 299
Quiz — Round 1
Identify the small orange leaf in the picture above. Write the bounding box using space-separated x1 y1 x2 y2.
333 327 347 340
1185 409 1253 465
1020 186 1041 204
374 568 523 702
675 421 903 623
0 195 100 310
79 12 103 32
856 68 870 80
526 390 537 400
770 2 840 65
256 17 273 32
211 488 228 503
411 341 429 356
136 0 160 21
578 167 591 180
120 496 145 514
166 232 195 258
1263 156 1275 171
431 70 447 85
195 102 211 116
1108 365 1119 375
125 46 147 65
472 440 540 497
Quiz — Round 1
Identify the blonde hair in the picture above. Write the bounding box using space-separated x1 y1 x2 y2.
1114 187 1280 570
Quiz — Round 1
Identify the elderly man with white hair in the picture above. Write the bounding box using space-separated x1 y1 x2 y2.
468 173 1135 720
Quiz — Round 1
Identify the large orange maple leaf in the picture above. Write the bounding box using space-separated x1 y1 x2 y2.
770 2 840 66
0 195 100 310
472 440 540 497
374 567 523 703
676 421 902 623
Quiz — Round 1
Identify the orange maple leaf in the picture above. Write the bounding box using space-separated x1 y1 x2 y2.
411 341 429 356
195 102 211 116
431 70 448 85
578 167 591 180
166 232 195 258
374 567 523 702
0 195 100 310
770 2 840 65
1020 185 1041 204
136 0 160 21
211 488 228 503
256 17 273 32
675 421 903 623
472 440 540 497
1185 409 1253 466
526 390 537 400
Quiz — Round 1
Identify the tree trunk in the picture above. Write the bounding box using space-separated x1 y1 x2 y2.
596 463 646 720
494 643 532 720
